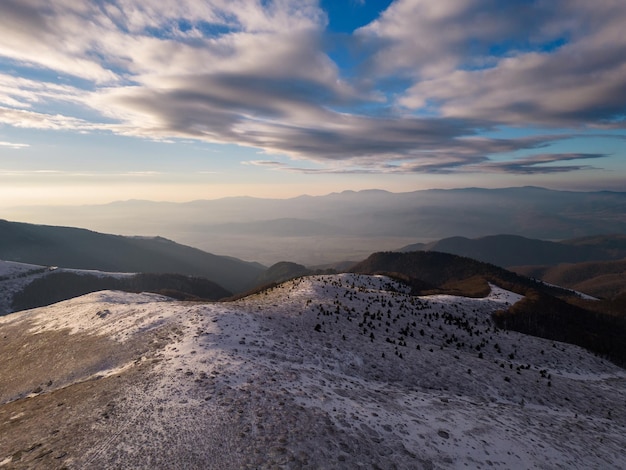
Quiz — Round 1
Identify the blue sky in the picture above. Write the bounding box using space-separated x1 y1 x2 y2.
0 0 625 206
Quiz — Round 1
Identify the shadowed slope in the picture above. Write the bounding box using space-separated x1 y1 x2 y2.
400 234 626 268
0 220 264 293
10 272 232 312
512 258 626 300
350 251 545 297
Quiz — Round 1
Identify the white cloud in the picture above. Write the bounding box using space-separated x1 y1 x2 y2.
0 73 87 109
0 140 29 149
0 106 109 131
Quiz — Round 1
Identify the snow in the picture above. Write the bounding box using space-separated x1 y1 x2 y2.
60 268 136 279
536 279 599 300
0 259 137 315
24 291 174 340
0 260 51 315
0 260 45 277
1 274 624 469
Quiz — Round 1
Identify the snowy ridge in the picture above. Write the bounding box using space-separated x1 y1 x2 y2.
0 261 51 315
1 274 624 469
0 259 136 315
0 260 45 278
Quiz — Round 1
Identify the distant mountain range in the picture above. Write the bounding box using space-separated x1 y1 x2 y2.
6 186 626 265
351 250 573 298
248 234 625 301
0 220 264 293
399 234 626 267
2 216 623 304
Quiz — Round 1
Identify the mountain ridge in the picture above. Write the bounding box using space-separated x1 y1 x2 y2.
512 258 626 300
399 234 626 268
0 219 264 293
0 260 232 315
1 274 624 468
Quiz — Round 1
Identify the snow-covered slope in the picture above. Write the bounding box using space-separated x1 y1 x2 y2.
0 274 624 469
0 261 53 315
0 259 135 315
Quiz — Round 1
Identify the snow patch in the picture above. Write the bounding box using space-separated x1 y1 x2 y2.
26 290 175 341
0 260 46 277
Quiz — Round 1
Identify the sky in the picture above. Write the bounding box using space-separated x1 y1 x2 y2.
0 0 625 206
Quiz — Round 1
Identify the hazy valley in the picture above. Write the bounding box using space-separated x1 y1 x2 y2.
6 187 626 265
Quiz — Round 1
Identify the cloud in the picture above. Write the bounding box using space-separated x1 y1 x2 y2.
0 168 165 178
0 0 120 83
0 106 108 131
0 0 623 178
471 153 610 175
357 0 562 79
239 134 576 174
0 73 88 109
359 0 626 127
0 140 29 149
243 160 288 167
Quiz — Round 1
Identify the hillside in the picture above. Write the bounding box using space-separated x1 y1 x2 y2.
512 258 626 300
399 234 626 268
350 251 551 297
10 272 232 312
253 261 313 287
0 220 264 293
0 260 231 315
564 233 626 254
351 251 626 365
0 274 624 468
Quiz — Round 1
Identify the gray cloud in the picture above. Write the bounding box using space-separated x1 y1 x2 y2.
474 153 610 175
0 0 119 82
0 0 622 177
360 0 626 127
